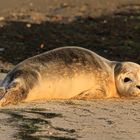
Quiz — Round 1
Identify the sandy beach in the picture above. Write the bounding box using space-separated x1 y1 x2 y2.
0 96 140 140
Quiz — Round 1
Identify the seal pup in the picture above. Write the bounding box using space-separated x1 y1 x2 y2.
0 46 140 106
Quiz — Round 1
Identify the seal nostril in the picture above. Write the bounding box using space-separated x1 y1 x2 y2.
136 85 140 90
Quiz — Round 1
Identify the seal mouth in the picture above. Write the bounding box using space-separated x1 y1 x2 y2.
0 87 6 100
131 92 140 97
119 90 140 98
125 92 140 98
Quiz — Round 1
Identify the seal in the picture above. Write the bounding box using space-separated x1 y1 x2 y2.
0 46 140 106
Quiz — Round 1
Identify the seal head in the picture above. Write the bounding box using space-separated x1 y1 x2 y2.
115 62 140 97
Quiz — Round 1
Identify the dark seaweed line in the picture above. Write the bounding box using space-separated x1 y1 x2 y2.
0 109 77 140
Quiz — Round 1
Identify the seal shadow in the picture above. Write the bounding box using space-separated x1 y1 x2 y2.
0 108 77 140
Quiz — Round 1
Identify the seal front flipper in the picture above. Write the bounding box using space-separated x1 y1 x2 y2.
71 88 106 99
0 82 26 106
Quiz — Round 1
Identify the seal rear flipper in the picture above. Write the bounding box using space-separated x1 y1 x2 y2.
0 88 27 106
0 83 27 107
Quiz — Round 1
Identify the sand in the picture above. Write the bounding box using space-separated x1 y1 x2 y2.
0 73 140 140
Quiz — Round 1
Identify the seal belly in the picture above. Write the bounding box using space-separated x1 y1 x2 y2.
25 74 96 101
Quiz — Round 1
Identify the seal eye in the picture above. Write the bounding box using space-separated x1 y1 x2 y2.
124 77 132 83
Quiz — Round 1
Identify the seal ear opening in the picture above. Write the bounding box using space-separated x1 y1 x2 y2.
114 63 123 76
0 87 6 100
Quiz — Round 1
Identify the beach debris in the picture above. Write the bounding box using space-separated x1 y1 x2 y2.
39 43 45 49
0 17 5 21
26 23 31 28
0 48 5 52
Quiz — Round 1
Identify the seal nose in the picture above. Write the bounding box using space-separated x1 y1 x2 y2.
136 85 140 90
